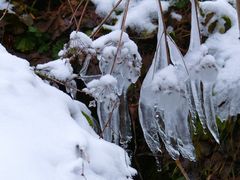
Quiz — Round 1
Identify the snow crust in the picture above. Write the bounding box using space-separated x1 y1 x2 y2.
0 47 136 180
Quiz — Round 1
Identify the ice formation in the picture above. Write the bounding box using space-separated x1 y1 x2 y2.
185 0 220 143
83 74 120 143
0 45 136 180
19 0 240 163
203 1 240 121
92 30 142 145
59 31 96 77
139 0 195 161
34 29 142 146
35 31 98 98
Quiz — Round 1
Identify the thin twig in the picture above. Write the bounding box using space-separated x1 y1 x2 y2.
67 0 78 27
236 0 240 38
0 1 10 22
175 159 190 180
70 0 84 23
34 70 86 94
100 101 119 138
110 0 130 74
76 0 90 31
90 0 123 39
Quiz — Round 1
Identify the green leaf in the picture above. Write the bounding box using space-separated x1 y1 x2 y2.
82 111 94 127
28 26 39 33
222 15 232 32
15 36 36 52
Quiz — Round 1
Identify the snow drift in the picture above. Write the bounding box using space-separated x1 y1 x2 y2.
0 44 136 180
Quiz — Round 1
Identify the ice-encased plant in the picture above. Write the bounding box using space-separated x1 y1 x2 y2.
35 31 97 99
92 30 142 145
184 0 220 143
83 74 120 142
59 31 96 76
139 0 195 161
139 0 221 161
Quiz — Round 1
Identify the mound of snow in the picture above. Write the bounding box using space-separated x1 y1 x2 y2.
0 45 136 180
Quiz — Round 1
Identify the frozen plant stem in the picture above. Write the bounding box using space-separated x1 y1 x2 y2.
90 0 123 38
34 70 85 95
67 0 78 28
175 159 190 180
70 0 84 24
236 0 240 38
110 0 131 74
100 101 119 139
77 0 90 31
157 0 171 65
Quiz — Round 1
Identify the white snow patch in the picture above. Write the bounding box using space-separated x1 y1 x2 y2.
171 12 182 21
91 0 169 33
0 46 136 180
36 59 75 81
0 0 14 12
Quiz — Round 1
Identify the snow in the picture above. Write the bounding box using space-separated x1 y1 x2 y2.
171 12 182 21
69 31 93 49
36 59 75 81
205 24 240 120
0 46 136 180
200 0 237 36
93 29 142 94
90 0 124 16
152 65 180 93
125 1 169 33
91 0 169 33
84 74 118 103
0 0 14 12
59 31 95 58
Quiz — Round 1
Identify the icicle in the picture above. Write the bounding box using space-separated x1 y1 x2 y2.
190 80 207 130
83 74 120 143
185 0 208 133
199 55 220 143
203 83 219 143
139 83 162 154
97 101 112 142
119 91 132 146
187 0 201 54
